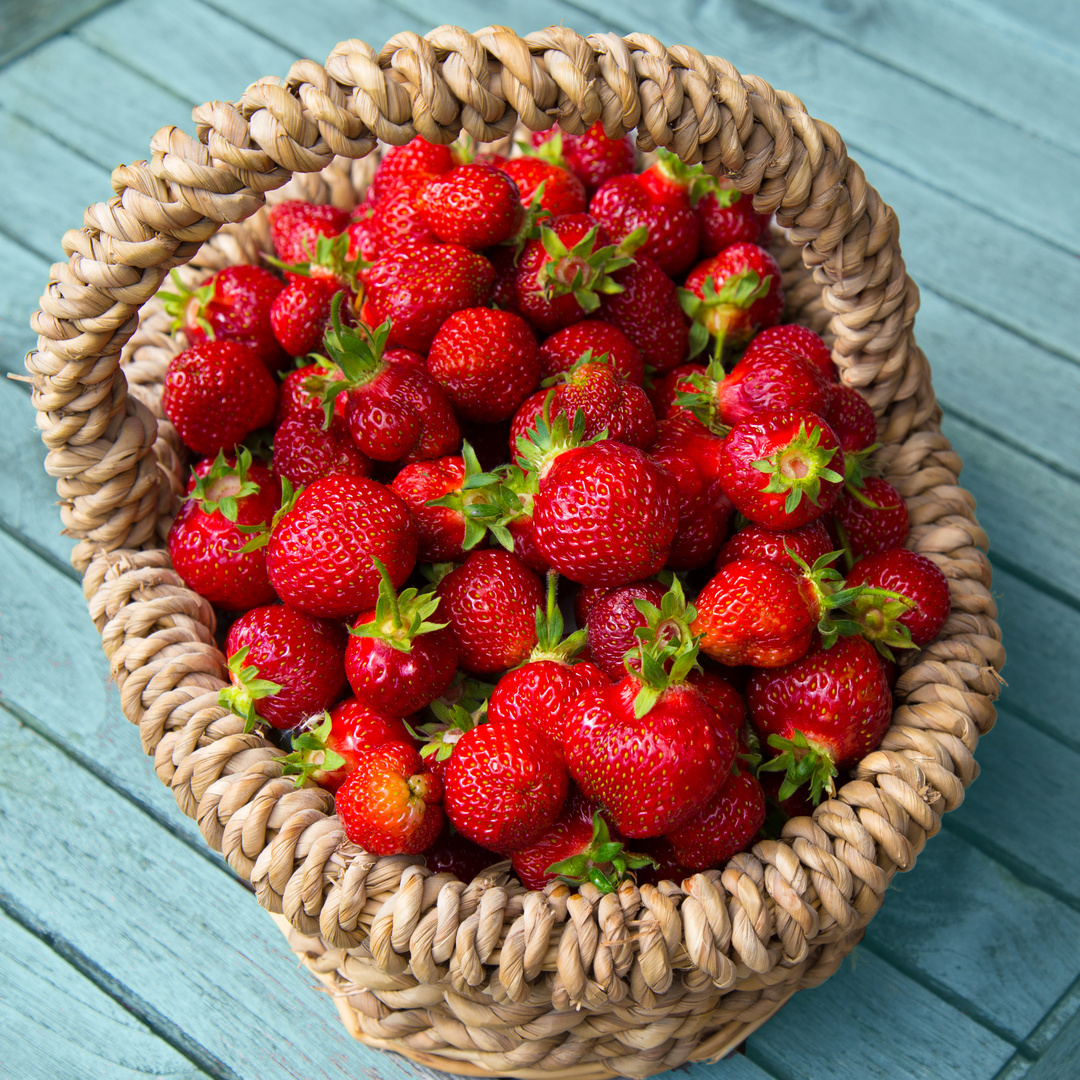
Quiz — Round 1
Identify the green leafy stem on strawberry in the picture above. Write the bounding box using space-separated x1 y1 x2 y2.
235 476 300 553
524 570 587 665
628 576 703 718
348 557 448 654
679 269 772 362
264 232 369 295
752 419 844 517
538 223 647 313
280 711 347 787
184 447 262 523
218 645 282 733
546 811 655 894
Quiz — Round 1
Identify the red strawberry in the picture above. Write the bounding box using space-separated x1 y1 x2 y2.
282 701 412 791
846 548 951 649
271 407 373 487
335 741 443 855
744 324 834 383
263 474 418 620
665 770 766 869
826 384 879 454
421 162 524 249
435 550 545 673
221 604 348 730
648 363 707 421
160 265 286 372
685 668 748 735
716 520 835 572
369 173 438 255
367 137 457 204
390 455 469 563
828 476 910 562
167 450 281 611
500 157 587 217
750 635 893 803
363 242 495 352
697 186 772 256
598 255 690 374
681 243 784 360
269 276 335 359
719 408 845 529
539 319 644 385
428 308 541 422
345 559 458 715
268 200 350 265
275 363 347 425
162 340 277 456
585 579 667 682
443 718 568 853
530 124 636 195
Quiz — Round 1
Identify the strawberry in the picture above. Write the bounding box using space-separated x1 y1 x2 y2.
443 718 568 852
363 242 495 352
162 340 277 457
744 324 834 383
423 824 499 881
716 520 835 572
750 635 893 803
421 162 524 248
281 702 412 791
585 579 667 682
486 572 611 759
590 171 700 277
500 156 587 217
167 450 281 611
435 550 545 673
648 363 707 421
697 186 771 256
539 319 644 385
262 474 418 620
719 408 845 529
427 308 541 422
269 275 336 358
368 173 438 255
845 548 951 649
598 254 690 374
681 243 784 360
274 363 347 424
271 407 372 487
221 604 347 730
665 770 766 870
390 455 470 563
345 558 458 715
335 740 443 855
160 265 285 372
530 124 636 195
685 668 747 736
268 200 350 265
828 476 910 562
826 384 879 453
367 136 456 204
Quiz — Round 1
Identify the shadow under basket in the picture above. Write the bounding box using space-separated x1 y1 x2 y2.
27 25 1004 1080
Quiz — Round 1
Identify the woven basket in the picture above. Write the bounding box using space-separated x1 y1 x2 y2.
27 25 1005 1079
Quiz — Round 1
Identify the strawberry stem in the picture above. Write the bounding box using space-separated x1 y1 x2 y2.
217 646 282 733
546 811 656 894
280 711 347 787
750 419 844 516
348 557 447 653
758 730 837 805
628 577 701 718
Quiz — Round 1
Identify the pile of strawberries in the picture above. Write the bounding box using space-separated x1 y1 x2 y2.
159 124 952 892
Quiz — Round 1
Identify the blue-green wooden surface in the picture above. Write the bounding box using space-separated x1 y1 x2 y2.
1 1 1079 1078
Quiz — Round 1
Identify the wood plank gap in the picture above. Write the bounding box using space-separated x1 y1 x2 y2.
0 696 234 880
997 701 1080 758
742 0 1080 158
987 552 1080 619
742 1044 796 1080
0 889 239 1080
990 1055 1033 1080
73 32 200 109
856 937 1030 1057
0 0 126 71
0 98 114 178
1020 969 1080 1058
0 512 80 585
939 0 1080 70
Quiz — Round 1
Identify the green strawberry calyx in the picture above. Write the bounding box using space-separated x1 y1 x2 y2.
515 401 606 481
673 360 733 435
538 224 647 314
758 729 837 805
628 576 702 719
523 571 587 666
235 476 300 553
218 646 282 734
751 420 844 517
652 147 733 207
158 269 217 338
526 130 567 169
185 447 261 523
679 269 772 361
546 811 656 894
503 181 553 262
540 348 614 389
280 711 347 788
265 232 369 294
842 443 883 491
348 557 448 654
409 699 484 769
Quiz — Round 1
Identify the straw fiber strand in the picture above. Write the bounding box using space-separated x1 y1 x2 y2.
25 25 1002 1078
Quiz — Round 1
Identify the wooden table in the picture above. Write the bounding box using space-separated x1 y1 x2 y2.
1 1 1078 1078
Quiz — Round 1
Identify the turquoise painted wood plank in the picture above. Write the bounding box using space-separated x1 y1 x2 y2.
0 33 194 171
745 947 1015 1079
1025 1006 1080 1080
963 0 1080 52
863 829 1080 1043
747 0 1080 156
0 0 118 68
945 708 1080 908
0 908 213 1080
0 233 47 376
0 704 453 1080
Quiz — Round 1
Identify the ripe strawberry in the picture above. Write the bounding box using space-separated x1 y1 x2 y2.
443 718 568 852
826 384 878 454
345 559 458 715
275 363 347 424
590 171 700 277
750 635 893 803
500 156 587 217
697 186 771 256
335 741 443 855
681 243 784 360
162 340 277 456
585 579 667 682
268 200 350 265
435 550 545 673
846 548 951 649
167 450 281 611
421 162 524 248
160 265 285 371
665 770 766 870
390 455 469 562
271 407 373 487
716 520 835 572
368 173 438 255
428 308 541 422
269 276 335 358
263 474 418 620
362 242 495 352
598 254 690 374
685 668 747 735
221 604 347 730
281 702 412 791
530 124 636 195
828 476 910 562
648 363 707 421
719 408 845 529
367 136 456 204
539 319 644 385
744 324 834 382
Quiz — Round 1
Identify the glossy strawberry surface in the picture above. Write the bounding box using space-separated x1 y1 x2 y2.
714 347 834 427
422 825 500 881
390 456 468 562
716 520 835 571
539 319 645 385
302 698 414 791
826 385 879 453
744 324 834 382
271 408 372 488
269 276 334 359
508 789 601 890
585 579 668 681
367 137 456 203
268 200 350 264
846 547 951 646
829 477 910 559
530 122 636 194
697 188 771 256
421 162 524 248
500 157 587 217
665 769 766 870
265 475 418 619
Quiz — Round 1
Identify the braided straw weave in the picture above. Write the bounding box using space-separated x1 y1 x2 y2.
26 25 1004 1078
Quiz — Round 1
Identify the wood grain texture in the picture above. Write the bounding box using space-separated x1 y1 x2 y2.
0 0 118 67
